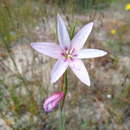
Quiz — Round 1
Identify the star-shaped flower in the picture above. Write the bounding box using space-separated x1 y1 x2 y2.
31 15 107 86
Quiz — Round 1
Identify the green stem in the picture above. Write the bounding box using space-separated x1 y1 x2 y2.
59 105 65 130
59 71 68 130
61 70 68 111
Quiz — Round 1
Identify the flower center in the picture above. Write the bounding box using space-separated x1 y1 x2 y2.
61 48 77 61
64 50 72 59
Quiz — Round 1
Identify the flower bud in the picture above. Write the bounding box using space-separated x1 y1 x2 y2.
43 92 64 112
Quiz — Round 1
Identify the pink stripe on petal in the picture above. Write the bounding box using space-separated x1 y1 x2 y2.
77 49 107 59
69 59 90 86
51 59 68 83
31 42 62 59
71 22 93 50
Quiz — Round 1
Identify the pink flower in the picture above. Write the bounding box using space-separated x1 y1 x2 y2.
43 92 64 112
31 15 107 86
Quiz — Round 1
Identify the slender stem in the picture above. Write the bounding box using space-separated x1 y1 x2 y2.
59 71 68 130
59 103 65 130
64 71 68 95
61 70 68 111
70 23 76 40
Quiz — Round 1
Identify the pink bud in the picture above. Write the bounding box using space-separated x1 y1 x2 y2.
43 92 64 112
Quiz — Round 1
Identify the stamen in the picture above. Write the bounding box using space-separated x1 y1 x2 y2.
70 48 75 54
61 48 76 61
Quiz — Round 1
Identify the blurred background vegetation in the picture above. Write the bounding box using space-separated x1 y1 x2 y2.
0 0 130 130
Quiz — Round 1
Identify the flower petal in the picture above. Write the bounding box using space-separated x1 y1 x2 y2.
31 42 61 59
71 22 93 50
69 60 90 86
77 49 107 59
51 60 68 83
57 15 70 49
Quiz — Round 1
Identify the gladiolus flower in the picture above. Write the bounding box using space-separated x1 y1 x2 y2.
43 92 64 112
31 15 107 86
